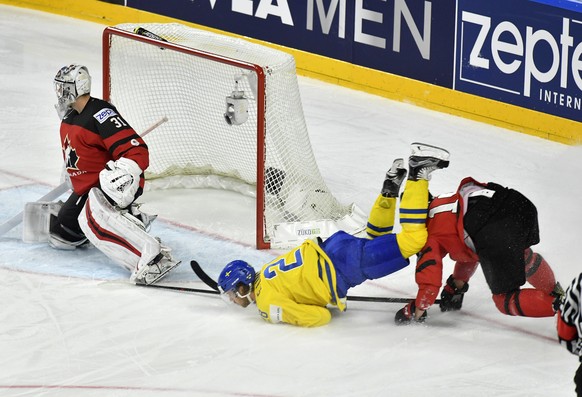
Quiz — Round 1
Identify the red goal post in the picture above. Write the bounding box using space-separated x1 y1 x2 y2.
102 24 365 249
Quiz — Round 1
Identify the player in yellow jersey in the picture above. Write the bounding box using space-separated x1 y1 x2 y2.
217 143 450 327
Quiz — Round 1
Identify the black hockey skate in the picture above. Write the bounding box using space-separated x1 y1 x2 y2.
408 142 450 181
381 158 407 198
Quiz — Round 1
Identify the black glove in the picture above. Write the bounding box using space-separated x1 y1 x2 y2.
439 275 469 312
394 301 427 325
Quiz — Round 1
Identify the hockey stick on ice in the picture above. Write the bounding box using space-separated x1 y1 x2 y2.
190 260 219 291
0 116 169 237
189 260 439 304
136 283 219 295
137 281 422 303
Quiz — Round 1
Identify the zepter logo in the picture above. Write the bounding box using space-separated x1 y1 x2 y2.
459 10 582 109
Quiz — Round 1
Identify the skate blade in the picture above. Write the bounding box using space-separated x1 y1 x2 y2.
136 260 182 286
386 158 405 177
410 142 450 161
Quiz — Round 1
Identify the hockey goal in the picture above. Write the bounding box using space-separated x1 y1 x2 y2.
102 23 365 249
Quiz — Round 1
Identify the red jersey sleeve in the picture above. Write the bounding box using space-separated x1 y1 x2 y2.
414 191 479 310
92 105 149 171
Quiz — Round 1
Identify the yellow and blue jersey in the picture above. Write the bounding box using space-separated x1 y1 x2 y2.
254 239 344 327
253 179 430 327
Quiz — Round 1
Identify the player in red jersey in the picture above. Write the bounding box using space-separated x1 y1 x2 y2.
395 177 563 324
48 64 179 284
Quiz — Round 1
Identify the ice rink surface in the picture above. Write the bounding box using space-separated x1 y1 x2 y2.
1 5 581 396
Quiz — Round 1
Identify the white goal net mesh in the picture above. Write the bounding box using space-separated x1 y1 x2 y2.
104 23 365 248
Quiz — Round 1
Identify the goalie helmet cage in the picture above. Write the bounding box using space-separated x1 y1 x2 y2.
102 23 366 249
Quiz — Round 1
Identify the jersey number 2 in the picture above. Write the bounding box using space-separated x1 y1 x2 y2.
263 249 303 279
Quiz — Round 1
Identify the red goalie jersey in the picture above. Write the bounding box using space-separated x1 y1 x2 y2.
60 97 149 196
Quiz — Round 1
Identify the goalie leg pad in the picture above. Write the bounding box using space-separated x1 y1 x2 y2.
78 188 161 272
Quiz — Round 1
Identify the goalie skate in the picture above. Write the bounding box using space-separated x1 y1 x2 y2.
132 247 181 285
409 142 450 181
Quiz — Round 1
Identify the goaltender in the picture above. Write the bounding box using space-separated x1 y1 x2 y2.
46 64 179 284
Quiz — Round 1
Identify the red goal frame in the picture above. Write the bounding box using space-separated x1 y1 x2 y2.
102 27 270 249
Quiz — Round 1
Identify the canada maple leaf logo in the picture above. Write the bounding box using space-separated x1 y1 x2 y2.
63 135 80 170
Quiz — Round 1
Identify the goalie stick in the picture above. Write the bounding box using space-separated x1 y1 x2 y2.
0 116 169 237
188 260 440 304
0 182 70 237
136 283 219 295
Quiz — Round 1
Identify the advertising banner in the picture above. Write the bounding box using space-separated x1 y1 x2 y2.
456 0 582 122
126 0 456 87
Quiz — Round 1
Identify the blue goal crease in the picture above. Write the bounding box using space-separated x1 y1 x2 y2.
0 184 273 282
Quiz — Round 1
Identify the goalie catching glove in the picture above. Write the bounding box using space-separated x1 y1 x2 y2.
99 157 142 208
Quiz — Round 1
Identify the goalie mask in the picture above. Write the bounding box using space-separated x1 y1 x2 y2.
54 64 91 119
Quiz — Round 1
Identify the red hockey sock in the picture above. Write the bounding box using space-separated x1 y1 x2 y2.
492 289 555 317
524 248 556 294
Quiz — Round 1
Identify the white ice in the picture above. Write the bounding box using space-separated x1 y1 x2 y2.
0 5 581 396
